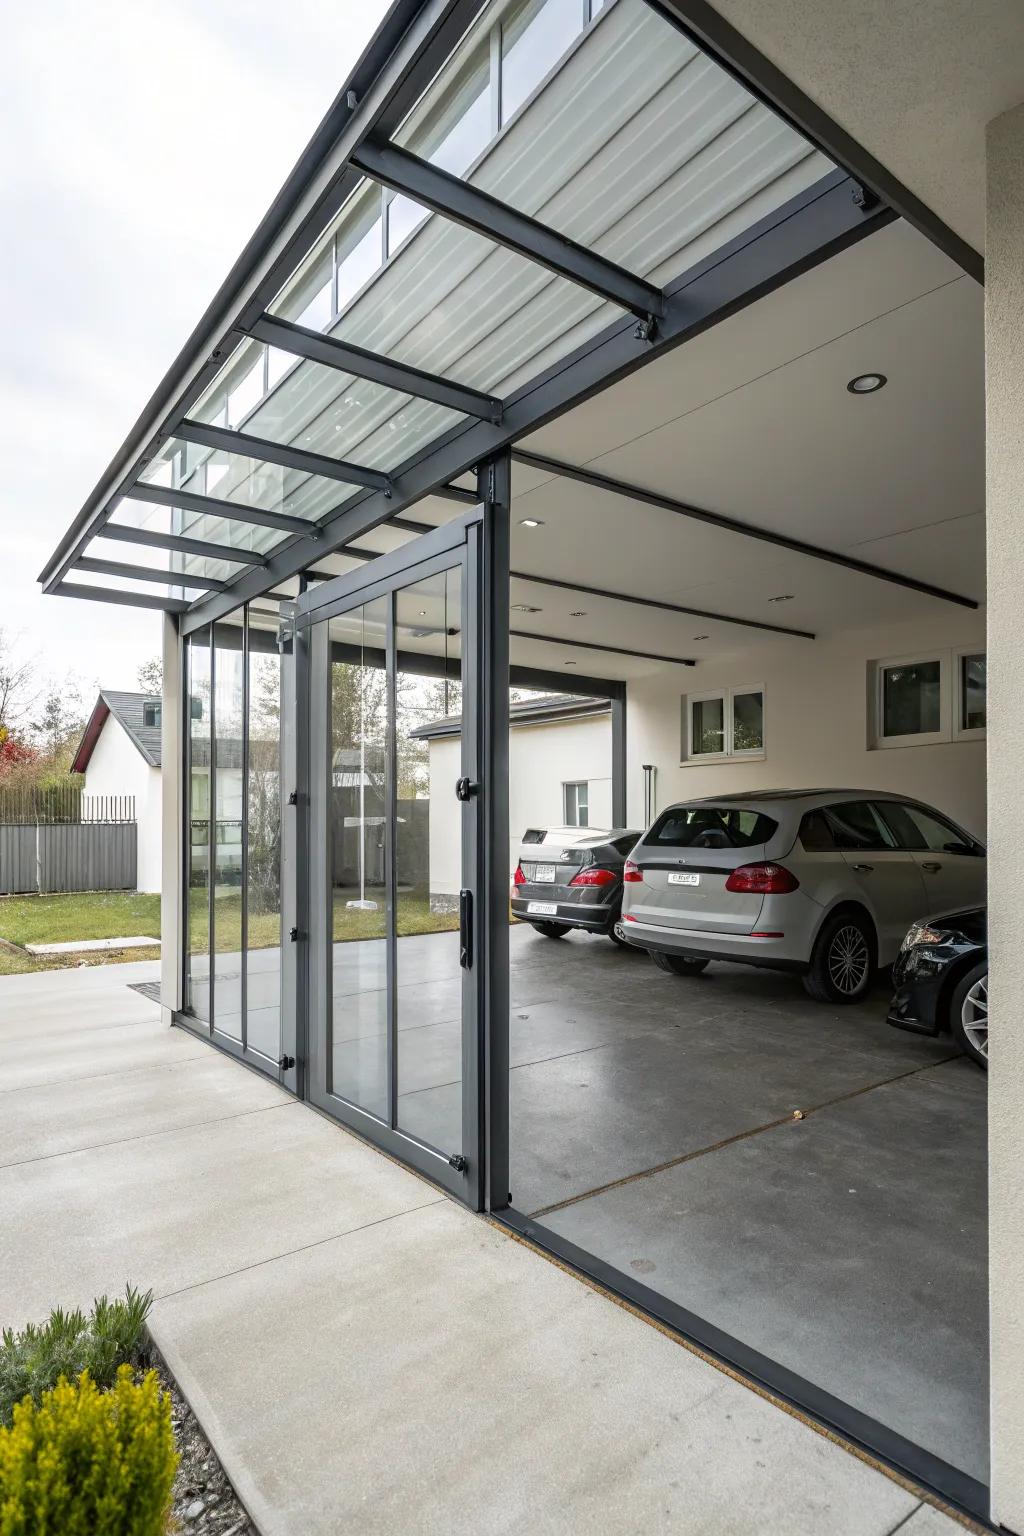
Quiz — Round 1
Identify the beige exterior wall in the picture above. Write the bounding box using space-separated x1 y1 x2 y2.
626 611 987 839
427 711 614 896
985 98 1024 1535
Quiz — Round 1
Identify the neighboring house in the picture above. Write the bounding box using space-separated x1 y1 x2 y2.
71 692 163 894
411 694 612 900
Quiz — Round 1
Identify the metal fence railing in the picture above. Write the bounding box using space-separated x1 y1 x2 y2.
0 791 138 895
0 786 136 826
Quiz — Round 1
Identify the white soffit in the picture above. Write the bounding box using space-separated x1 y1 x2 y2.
704 0 1024 254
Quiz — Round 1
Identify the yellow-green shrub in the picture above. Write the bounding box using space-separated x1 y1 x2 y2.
0 1365 177 1536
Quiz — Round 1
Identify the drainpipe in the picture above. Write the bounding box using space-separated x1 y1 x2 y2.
642 764 656 829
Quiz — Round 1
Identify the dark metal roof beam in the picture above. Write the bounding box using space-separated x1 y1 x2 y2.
100 523 268 566
174 418 392 493
645 0 983 284
53 582 190 614
434 484 479 506
512 449 978 611
246 315 503 422
510 570 815 639
510 629 695 667
127 481 319 539
351 139 666 322
73 556 229 592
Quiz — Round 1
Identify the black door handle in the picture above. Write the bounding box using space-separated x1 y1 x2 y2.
850 863 874 873
921 861 942 873
459 888 473 969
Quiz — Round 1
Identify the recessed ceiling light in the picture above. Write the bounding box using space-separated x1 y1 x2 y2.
564 660 577 666
569 610 587 618
768 594 794 603
847 372 887 394
512 603 541 613
693 634 709 641
519 517 544 528
418 609 427 616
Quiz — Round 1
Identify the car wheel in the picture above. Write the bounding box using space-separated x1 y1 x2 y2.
949 961 988 1069
650 950 710 977
531 921 571 939
803 911 874 1004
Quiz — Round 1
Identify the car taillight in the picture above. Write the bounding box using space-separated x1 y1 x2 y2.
513 864 526 886
569 867 616 887
725 863 799 894
623 859 643 883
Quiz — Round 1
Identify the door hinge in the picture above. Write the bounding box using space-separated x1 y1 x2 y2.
289 927 306 943
448 1153 468 1174
288 788 300 806
455 776 479 802
279 1055 296 1071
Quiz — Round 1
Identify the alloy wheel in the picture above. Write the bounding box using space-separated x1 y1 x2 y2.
827 925 870 996
960 974 989 1061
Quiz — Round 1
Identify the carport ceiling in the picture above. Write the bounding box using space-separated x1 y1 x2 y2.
502 217 983 676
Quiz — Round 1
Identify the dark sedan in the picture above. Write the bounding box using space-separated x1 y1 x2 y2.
511 827 641 944
888 906 988 1068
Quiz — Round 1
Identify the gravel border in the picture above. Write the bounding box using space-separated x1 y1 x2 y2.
151 1359 257 1535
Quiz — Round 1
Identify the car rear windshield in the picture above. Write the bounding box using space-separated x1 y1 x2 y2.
646 806 778 849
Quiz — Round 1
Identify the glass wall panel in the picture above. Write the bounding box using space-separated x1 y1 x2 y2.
394 568 463 1153
500 0 582 125
328 600 390 1119
246 621 283 1061
186 628 212 1021
212 620 245 1041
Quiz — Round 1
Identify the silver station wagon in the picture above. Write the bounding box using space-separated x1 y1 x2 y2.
617 790 986 1004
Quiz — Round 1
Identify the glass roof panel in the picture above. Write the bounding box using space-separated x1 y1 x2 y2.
88 532 247 587
108 495 288 559
397 0 828 287
140 436 356 525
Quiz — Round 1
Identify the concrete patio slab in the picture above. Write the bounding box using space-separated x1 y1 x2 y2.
150 1199 922 1536
0 985 161 1042
0 1017 206 1093
0 1098 442 1324
0 1050 289 1168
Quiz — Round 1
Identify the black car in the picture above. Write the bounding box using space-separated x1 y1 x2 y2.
511 826 641 944
888 906 988 1068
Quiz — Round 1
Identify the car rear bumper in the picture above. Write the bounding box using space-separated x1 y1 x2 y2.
616 916 809 971
512 890 619 933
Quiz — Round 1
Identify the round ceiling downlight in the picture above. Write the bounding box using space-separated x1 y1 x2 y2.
847 373 887 394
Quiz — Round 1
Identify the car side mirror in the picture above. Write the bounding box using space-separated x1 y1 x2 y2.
943 841 981 857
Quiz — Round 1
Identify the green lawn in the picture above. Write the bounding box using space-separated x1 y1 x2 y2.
0 887 457 977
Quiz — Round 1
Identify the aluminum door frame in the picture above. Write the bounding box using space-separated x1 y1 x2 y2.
295 509 485 1205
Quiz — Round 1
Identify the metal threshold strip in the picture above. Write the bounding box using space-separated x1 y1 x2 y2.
496 1208 993 1529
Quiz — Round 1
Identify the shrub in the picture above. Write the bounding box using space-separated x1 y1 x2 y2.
0 1288 152 1428
0 1366 177 1535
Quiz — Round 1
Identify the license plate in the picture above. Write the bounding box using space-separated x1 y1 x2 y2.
534 864 557 883
668 872 700 886
527 901 558 916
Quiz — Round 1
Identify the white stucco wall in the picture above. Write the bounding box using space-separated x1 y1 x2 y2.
985 98 1024 1535
626 611 987 839
82 717 162 894
427 711 614 895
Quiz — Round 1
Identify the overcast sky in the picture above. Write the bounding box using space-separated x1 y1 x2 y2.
0 0 385 708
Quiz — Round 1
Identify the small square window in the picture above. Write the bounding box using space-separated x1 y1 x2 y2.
142 701 161 729
881 660 941 738
684 687 764 761
563 781 589 827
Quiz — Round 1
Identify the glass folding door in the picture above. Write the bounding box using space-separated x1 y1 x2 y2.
299 524 482 1203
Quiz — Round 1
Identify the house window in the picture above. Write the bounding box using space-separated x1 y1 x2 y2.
684 687 765 761
563 781 589 827
870 650 985 747
143 701 161 729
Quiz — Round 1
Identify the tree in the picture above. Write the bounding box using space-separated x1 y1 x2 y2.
137 656 163 693
31 685 85 767
0 629 36 737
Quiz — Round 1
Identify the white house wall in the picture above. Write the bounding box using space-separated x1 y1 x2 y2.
427 713 614 897
82 719 162 894
626 610 987 838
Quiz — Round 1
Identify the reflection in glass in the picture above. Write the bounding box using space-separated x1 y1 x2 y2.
337 213 384 311
329 600 390 1119
394 568 463 1155
692 697 725 755
501 0 582 125
732 691 764 752
212 621 245 1041
960 654 986 731
396 31 491 176
186 629 212 1022
246 627 283 1060
883 661 941 737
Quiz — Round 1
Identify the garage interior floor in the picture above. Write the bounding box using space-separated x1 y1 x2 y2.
502 923 989 1486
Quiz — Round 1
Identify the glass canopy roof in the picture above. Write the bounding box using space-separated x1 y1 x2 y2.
41 0 834 617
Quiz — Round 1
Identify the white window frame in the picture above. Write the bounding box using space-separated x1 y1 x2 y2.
870 648 986 748
682 685 765 763
563 780 589 827
953 647 987 742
